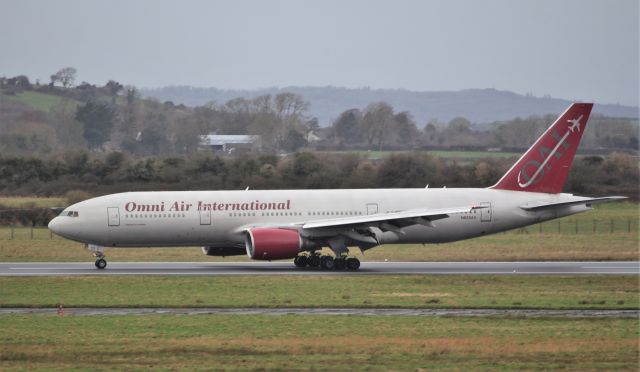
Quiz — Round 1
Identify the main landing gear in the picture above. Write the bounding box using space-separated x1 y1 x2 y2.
294 253 360 271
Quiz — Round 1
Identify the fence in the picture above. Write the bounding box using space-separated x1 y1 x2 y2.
0 217 637 240
0 227 58 240
511 217 638 235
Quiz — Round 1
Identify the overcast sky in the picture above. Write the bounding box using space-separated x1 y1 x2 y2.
1 0 638 106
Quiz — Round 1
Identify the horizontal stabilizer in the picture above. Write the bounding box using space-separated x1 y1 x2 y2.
519 196 627 211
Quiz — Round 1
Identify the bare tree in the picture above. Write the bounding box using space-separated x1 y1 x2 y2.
50 67 77 88
362 102 394 150
273 93 309 150
275 92 308 122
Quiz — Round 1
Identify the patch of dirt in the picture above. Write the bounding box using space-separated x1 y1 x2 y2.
371 292 453 297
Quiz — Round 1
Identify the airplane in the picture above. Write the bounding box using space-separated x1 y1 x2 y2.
48 103 625 270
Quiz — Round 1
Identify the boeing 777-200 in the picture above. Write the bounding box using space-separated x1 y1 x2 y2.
48 103 625 270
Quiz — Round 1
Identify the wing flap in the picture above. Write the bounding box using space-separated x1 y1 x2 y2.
519 196 627 211
302 205 478 230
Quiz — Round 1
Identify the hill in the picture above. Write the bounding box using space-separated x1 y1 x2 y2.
141 86 639 126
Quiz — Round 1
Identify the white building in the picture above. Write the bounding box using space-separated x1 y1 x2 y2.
199 134 260 153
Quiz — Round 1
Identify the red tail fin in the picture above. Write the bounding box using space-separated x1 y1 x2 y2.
491 103 593 194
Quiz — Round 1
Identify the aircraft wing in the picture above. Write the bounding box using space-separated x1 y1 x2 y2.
519 196 627 211
233 205 486 240
302 205 482 230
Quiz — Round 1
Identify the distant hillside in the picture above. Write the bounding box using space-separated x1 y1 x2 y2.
141 86 639 126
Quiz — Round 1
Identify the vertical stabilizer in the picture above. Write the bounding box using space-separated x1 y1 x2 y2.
491 103 593 194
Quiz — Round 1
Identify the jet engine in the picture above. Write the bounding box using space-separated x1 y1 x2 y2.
201 246 246 257
245 228 315 260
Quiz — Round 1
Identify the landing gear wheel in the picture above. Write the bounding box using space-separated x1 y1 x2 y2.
346 257 360 270
294 255 308 268
334 258 346 270
308 255 321 268
320 256 335 270
95 258 107 269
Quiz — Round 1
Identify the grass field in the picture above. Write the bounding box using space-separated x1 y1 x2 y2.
429 150 521 159
1 231 637 263
0 314 637 370
0 91 79 112
326 150 521 160
1 275 636 309
0 196 65 208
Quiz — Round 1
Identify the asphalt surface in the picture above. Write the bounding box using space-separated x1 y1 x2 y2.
0 261 638 276
1 307 637 318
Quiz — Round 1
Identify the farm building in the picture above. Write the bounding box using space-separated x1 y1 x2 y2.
199 134 261 153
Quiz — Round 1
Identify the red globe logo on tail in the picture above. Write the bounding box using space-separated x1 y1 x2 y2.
492 103 593 194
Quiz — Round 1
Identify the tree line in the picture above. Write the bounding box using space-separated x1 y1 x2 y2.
0 150 636 198
1 70 638 157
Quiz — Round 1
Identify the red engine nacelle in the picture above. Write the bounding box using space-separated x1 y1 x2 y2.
245 228 310 260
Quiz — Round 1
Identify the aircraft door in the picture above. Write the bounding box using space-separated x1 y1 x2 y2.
200 210 211 225
107 207 120 226
480 202 492 222
366 203 379 215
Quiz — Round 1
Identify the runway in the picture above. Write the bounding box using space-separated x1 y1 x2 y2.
0 261 637 276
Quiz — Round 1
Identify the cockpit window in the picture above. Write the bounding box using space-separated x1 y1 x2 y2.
61 211 79 217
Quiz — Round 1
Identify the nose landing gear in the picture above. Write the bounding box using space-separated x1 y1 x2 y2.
88 245 107 269
95 257 107 269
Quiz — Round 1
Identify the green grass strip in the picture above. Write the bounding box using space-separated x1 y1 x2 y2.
0 315 637 370
1 275 637 309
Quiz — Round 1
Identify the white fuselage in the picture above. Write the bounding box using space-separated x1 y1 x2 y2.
48 188 590 249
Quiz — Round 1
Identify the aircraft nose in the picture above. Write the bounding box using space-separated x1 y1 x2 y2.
48 217 66 236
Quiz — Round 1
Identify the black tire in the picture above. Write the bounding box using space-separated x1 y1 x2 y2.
95 258 107 269
308 255 321 268
320 256 335 270
346 258 360 270
294 256 308 268
334 258 346 270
